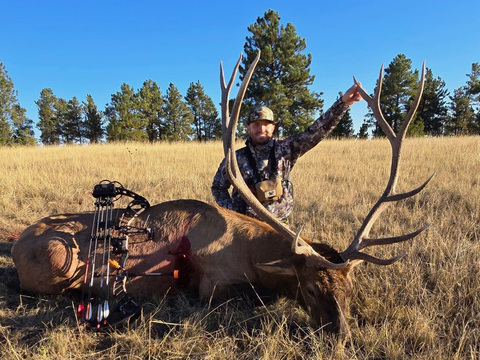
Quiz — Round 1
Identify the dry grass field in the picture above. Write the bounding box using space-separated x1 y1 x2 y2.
0 136 479 359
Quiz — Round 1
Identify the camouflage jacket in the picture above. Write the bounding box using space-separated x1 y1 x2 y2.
211 98 349 221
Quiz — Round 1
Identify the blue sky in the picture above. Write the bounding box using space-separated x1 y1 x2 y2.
1 0 479 134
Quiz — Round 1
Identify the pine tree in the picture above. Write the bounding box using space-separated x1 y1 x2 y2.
186 82 202 141
10 104 35 145
61 97 83 143
36 88 61 145
203 101 222 141
105 83 146 141
83 94 104 143
137 80 164 142
466 63 480 103
55 98 70 143
186 81 220 141
367 54 420 137
417 68 449 136
445 87 476 135
0 61 12 144
240 9 323 137
465 63 480 132
0 60 35 145
330 110 355 138
162 83 193 141
357 120 370 139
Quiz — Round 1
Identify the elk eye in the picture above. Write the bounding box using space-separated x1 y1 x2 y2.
306 285 316 298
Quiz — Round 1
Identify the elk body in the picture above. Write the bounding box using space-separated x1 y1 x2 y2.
11 52 433 333
12 199 352 332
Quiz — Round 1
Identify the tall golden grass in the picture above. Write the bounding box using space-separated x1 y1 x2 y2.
0 136 479 359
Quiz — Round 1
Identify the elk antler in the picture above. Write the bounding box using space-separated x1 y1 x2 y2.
340 62 435 265
220 52 347 270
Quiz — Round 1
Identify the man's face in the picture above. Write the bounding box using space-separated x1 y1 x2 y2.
247 120 275 145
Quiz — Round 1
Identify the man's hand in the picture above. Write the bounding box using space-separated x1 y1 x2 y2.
342 83 363 106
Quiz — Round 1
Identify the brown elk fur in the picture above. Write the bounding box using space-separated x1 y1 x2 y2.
12 199 351 332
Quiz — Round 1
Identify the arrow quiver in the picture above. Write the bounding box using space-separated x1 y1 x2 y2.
78 180 152 330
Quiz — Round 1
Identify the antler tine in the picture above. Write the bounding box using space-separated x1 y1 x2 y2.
341 61 434 265
220 51 347 270
354 64 396 141
358 223 430 249
224 51 260 181
398 61 426 140
345 251 406 266
388 171 435 202
220 54 242 152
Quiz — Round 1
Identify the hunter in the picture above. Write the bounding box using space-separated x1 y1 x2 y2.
211 84 362 222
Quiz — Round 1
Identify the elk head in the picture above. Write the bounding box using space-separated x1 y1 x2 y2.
219 52 434 333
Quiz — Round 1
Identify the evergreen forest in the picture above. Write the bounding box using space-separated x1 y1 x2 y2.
1 10 479 146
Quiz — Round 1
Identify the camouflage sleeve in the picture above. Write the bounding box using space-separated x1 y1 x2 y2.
211 158 234 210
284 98 349 160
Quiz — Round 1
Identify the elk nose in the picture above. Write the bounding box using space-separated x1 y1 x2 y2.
322 316 342 334
315 303 347 334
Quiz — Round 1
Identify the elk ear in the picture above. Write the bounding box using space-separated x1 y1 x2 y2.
255 259 296 276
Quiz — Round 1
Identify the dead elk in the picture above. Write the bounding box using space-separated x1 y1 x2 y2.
11 53 434 333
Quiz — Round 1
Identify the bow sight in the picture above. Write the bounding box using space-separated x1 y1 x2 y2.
76 180 176 330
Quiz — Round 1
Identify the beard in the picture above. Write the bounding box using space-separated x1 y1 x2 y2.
251 134 272 145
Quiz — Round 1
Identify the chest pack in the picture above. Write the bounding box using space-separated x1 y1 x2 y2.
244 141 283 203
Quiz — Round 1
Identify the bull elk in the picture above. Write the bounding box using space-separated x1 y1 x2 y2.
11 52 434 333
